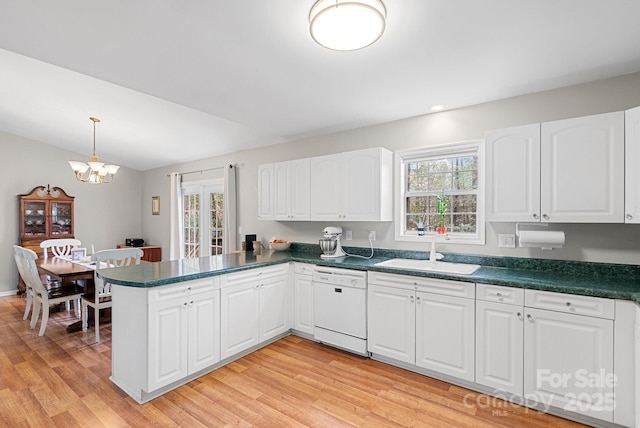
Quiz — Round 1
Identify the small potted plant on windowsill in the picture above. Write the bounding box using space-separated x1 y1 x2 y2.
436 192 449 234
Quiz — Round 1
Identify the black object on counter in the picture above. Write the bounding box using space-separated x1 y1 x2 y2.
245 234 257 251
126 238 145 247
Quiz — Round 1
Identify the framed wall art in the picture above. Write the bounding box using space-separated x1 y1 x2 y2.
152 196 160 215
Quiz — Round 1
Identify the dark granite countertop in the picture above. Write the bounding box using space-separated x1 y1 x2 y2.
98 244 640 304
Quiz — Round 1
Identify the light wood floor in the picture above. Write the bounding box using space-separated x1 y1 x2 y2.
0 295 587 427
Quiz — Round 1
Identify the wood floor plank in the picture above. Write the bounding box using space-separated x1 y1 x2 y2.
0 387 29 427
0 295 589 428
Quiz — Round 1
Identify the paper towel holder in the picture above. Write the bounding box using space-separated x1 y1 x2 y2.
515 222 549 236
516 222 565 250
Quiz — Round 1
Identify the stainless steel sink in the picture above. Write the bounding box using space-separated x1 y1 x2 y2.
374 259 481 275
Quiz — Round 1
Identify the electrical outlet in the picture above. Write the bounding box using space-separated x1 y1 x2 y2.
368 230 376 241
499 233 516 248
345 229 353 240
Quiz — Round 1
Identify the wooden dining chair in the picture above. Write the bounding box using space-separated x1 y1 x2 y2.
82 248 143 342
13 245 84 336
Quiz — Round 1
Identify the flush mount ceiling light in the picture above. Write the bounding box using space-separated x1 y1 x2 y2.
309 0 386 51
68 117 120 184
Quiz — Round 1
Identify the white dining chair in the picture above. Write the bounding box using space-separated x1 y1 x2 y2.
40 238 82 260
13 245 83 336
38 238 83 314
82 248 143 342
14 248 36 321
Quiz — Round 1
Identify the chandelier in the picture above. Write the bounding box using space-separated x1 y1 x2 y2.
68 117 120 184
309 0 386 51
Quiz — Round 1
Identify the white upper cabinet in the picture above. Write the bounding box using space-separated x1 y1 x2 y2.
485 124 541 222
259 147 391 222
486 111 624 223
274 159 310 221
625 106 640 223
541 111 624 223
310 147 393 222
257 164 274 220
309 153 343 221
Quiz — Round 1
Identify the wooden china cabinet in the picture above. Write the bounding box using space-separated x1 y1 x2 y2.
18 184 75 258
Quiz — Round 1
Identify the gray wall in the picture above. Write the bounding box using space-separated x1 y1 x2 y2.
142 72 640 266
4 71 640 295
0 131 143 294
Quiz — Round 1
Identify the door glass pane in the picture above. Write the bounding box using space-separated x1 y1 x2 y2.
183 193 200 258
209 192 224 255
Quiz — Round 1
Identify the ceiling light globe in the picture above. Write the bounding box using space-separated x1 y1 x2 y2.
68 160 89 173
104 164 120 174
88 161 105 172
310 0 386 51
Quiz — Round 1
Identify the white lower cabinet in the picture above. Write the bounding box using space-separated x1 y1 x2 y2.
368 283 416 364
523 289 616 423
220 280 260 359
220 264 290 360
475 303 524 396
523 304 614 423
293 263 314 335
416 291 475 381
477 287 616 424
475 284 525 397
148 288 220 392
367 272 475 381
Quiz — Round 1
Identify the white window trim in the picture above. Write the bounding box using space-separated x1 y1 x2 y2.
395 140 485 245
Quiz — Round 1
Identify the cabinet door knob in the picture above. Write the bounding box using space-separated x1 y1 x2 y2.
627 214 633 220
533 213 539 220
410 295 414 303
542 214 549 220
416 296 421 304
517 312 523 321
527 314 533 322
496 292 503 301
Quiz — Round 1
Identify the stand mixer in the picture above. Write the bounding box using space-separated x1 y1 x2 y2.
319 226 346 258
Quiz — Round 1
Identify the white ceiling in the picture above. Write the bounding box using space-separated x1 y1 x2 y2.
1 0 640 171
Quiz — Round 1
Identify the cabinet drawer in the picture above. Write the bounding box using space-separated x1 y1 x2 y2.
294 263 314 276
525 289 614 319
477 283 524 305
149 277 219 304
221 264 289 288
368 271 474 299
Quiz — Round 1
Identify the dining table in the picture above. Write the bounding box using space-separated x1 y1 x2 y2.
37 256 100 333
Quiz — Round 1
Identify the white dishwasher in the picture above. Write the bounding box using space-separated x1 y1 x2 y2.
313 266 368 356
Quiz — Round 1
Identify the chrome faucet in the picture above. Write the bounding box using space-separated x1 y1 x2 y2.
429 234 449 262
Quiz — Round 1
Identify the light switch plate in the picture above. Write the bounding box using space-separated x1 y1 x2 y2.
345 230 353 240
498 233 516 248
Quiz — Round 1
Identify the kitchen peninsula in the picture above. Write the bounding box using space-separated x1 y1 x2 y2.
100 247 640 427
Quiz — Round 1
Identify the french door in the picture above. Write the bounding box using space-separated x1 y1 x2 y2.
182 184 224 257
